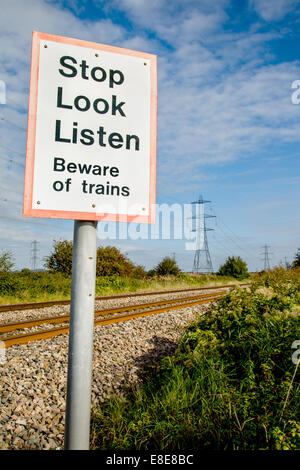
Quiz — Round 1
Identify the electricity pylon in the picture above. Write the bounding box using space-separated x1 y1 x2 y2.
260 244 272 271
190 195 215 273
30 240 39 270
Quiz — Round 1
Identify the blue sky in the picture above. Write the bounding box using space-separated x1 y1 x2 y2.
0 0 300 272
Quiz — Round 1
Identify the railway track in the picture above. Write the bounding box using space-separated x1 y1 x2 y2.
1 290 226 347
0 282 248 313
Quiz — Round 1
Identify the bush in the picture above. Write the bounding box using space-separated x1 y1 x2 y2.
44 240 73 275
44 240 146 278
0 272 21 295
154 256 180 276
0 250 14 272
218 256 248 279
147 269 157 277
96 246 146 277
92 271 300 451
131 265 147 279
20 268 31 275
292 248 300 268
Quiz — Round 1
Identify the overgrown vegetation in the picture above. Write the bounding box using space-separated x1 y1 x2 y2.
0 270 72 302
0 270 239 304
44 240 146 277
92 267 300 451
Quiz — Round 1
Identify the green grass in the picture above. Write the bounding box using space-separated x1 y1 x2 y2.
91 268 300 451
0 271 242 304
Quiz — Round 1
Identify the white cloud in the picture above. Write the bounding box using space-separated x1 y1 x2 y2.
156 58 300 194
110 0 229 46
249 0 300 21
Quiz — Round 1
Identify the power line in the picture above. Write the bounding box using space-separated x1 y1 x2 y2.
0 197 22 206
0 144 24 156
215 223 245 251
0 94 26 109
0 213 68 231
214 223 253 260
0 116 27 132
0 183 23 196
203 205 261 267
0 186 23 207
213 213 258 259
209 216 248 257
0 154 24 167
211 233 235 258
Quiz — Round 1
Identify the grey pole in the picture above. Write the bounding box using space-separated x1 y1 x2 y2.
64 220 98 450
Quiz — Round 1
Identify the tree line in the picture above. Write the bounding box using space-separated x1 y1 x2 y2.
1 242 300 277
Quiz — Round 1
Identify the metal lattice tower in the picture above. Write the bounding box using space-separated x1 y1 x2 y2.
190 195 215 273
30 240 39 270
261 244 272 271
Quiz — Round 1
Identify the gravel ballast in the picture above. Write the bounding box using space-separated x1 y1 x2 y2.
0 293 215 450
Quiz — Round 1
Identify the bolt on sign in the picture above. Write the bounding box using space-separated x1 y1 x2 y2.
23 31 157 223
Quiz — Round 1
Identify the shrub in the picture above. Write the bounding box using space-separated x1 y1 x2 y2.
292 248 300 268
44 240 73 275
147 269 157 277
0 272 21 295
44 240 146 278
154 256 180 276
131 265 147 279
218 256 248 279
96 246 137 277
20 268 31 275
0 250 14 272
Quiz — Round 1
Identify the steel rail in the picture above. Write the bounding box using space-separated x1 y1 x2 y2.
0 291 225 333
1 293 224 347
0 283 249 313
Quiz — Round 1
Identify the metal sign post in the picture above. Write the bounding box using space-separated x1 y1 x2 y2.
64 220 98 450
